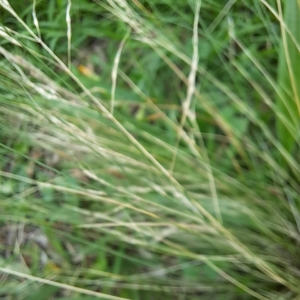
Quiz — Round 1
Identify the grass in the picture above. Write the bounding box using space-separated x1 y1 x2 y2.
0 0 300 299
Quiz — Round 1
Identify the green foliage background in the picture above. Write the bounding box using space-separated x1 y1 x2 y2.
0 0 300 299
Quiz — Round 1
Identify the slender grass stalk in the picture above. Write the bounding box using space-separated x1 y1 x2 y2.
66 0 72 69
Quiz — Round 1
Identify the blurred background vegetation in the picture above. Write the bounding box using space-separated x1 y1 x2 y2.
0 0 300 299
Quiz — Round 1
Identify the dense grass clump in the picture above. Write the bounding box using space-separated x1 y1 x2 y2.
0 0 300 299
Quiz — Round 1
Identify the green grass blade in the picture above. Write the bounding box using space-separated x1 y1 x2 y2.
276 0 300 155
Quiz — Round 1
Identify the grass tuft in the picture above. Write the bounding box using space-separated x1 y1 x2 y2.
0 1 300 299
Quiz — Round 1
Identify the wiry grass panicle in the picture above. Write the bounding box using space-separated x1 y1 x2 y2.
0 1 300 300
